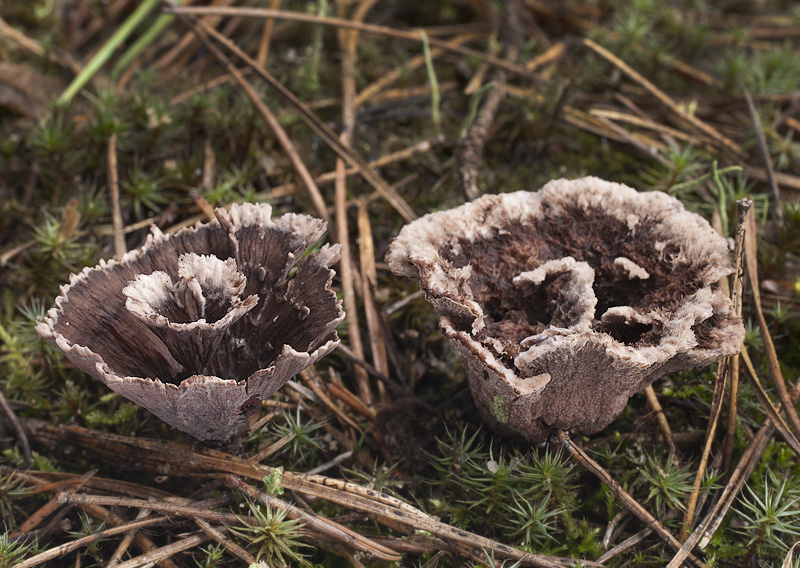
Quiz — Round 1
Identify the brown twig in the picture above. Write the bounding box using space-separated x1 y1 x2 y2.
107 134 126 259
256 0 282 65
107 507 152 568
557 431 705 567
0 390 31 468
14 514 171 568
333 0 374 407
644 385 676 455
743 88 783 221
583 38 743 158
0 16 82 74
740 347 800 456
153 0 235 72
357 200 389 401
723 199 747 469
28 421 595 567
300 368 363 434
113 533 209 568
193 517 256 564
165 5 541 81
679 356 730 541
184 15 417 223
267 134 445 198
178 14 330 224
358 32 485 106
226 475 401 562
743 199 800 439
458 0 523 200
666 416 774 567
9 470 95 539
597 528 652 564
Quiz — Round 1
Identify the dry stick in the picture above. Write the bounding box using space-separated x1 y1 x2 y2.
306 450 354 476
680 201 750 539
153 0 232 71
194 517 256 565
180 16 330 224
582 38 743 159
526 41 565 72
556 431 706 568
356 33 485 107
300 368 364 434
201 136 216 193
588 109 706 147
596 528 652 564
740 347 800 456
666 200 795 568
186 16 417 224
644 386 676 455
14 515 170 568
742 165 800 192
268 134 445 198
167 135 442 236
458 0 523 200
107 134 126 259
107 508 152 568
32 422 590 568
679 357 731 542
225 476 401 562
602 510 628 550
0 390 31 468
256 0 282 65
249 432 293 464
666 416 774 568
0 17 82 74
334 1 372 407
165 5 541 81
113 534 209 568
336 342 413 401
723 203 747 469
9 470 95 539
358 200 389 401
83 502 180 568
327 377 376 421
743 87 783 221
58 494 247 525
743 200 800 439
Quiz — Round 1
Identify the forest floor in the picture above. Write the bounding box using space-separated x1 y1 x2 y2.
2 1 800 567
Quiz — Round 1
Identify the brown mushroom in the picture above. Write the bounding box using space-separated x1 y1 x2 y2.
36 203 344 441
386 177 744 442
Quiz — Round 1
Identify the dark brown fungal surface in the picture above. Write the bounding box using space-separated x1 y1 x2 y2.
386 177 745 442
37 204 344 441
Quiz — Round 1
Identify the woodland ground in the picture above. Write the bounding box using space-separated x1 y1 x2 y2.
2 1 800 567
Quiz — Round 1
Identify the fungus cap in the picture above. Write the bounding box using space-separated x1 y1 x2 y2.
386 177 744 441
37 203 344 441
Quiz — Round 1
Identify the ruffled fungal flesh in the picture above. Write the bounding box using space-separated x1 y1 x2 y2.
37 204 344 441
386 177 745 442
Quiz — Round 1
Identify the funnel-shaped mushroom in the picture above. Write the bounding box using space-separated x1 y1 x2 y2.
37 204 344 441
386 177 744 441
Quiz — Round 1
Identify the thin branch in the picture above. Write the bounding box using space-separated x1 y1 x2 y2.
0 390 31 468
557 431 705 568
644 385 676 455
107 134 126 259
583 38 743 158
184 14 417 222
164 4 541 81
178 13 330 223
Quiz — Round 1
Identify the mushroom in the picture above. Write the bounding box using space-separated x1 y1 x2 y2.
386 177 744 442
36 204 344 441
